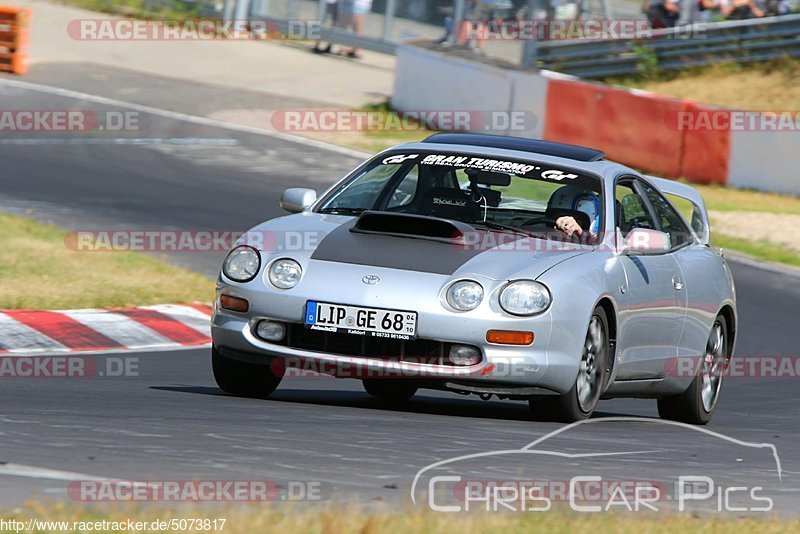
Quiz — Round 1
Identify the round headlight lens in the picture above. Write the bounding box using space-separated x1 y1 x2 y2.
268 258 303 289
499 280 551 316
222 246 260 282
446 280 484 311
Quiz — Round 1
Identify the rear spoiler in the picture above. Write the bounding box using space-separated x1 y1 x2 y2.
644 176 711 246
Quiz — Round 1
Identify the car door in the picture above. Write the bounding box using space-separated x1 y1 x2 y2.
638 179 715 365
614 177 688 380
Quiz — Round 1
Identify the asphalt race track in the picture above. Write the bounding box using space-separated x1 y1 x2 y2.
1 75 799 514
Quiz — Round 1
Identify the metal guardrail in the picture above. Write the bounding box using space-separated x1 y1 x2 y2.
531 14 800 78
267 16 398 54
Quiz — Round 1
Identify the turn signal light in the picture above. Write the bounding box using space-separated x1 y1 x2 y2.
220 295 249 313
486 330 534 345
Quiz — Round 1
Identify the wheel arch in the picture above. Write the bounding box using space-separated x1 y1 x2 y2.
594 296 618 386
718 304 736 356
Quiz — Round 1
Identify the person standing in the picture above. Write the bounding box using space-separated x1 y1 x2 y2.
723 0 765 19
313 0 340 54
643 0 681 28
348 0 373 58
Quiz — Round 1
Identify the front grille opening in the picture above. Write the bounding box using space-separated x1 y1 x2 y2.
277 323 466 366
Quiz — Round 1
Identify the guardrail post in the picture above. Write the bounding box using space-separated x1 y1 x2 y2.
233 0 250 30
317 0 326 23
383 0 396 41
601 0 613 18
521 0 538 67
223 0 235 23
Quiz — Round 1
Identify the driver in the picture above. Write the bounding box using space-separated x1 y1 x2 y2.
548 185 601 238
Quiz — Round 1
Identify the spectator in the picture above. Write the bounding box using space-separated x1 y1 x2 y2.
723 0 764 19
313 0 339 55
644 0 681 29
464 0 495 54
337 0 372 59
696 0 728 22
762 0 789 16
435 4 456 44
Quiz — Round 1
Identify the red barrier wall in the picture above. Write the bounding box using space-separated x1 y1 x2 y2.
543 79 687 178
677 102 730 185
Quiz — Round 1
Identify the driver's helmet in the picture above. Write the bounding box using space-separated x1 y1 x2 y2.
547 185 601 234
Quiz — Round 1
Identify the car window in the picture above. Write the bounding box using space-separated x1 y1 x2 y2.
665 192 707 240
317 151 603 241
323 163 401 210
615 181 656 236
640 182 693 248
386 166 419 209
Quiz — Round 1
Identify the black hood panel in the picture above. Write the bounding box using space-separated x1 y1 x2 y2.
310 218 486 275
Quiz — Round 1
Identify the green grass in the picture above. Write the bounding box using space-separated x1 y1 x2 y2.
712 233 800 267
605 58 800 111
0 213 213 309
56 0 200 20
690 183 800 216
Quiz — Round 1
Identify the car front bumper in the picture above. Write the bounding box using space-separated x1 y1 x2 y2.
211 260 583 394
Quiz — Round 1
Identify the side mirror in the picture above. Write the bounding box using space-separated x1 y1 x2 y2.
620 228 671 255
280 188 317 213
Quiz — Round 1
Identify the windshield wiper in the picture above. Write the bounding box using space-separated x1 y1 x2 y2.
317 207 367 215
467 220 532 238
468 220 557 241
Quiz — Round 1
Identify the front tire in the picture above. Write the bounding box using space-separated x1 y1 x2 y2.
362 379 417 401
657 315 729 425
212 346 281 398
530 306 610 422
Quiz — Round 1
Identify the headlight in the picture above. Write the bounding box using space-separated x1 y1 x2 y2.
222 246 260 282
446 280 484 311
499 280 551 316
268 258 302 289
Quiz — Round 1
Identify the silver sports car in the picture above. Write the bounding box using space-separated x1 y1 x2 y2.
211 134 737 424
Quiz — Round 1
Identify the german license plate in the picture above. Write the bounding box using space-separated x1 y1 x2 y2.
304 301 417 340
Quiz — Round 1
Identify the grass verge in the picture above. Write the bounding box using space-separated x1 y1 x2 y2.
5 503 800 533
56 0 200 20
0 213 212 309
712 233 800 268
689 183 800 216
605 58 800 111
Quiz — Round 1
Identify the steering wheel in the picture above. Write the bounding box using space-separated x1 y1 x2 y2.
519 216 549 228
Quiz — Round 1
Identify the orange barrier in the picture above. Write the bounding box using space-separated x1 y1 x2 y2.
543 79 686 178
0 5 30 74
677 102 730 185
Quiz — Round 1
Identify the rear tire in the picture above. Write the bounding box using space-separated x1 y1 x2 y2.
212 346 281 398
657 315 728 425
362 379 418 401
530 306 610 423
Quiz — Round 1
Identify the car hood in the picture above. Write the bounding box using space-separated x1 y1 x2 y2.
243 212 590 281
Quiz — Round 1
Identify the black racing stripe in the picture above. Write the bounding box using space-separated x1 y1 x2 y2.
311 219 487 275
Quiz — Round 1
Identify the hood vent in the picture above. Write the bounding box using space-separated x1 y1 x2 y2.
350 211 473 244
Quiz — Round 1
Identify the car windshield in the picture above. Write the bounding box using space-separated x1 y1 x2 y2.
317 151 603 240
